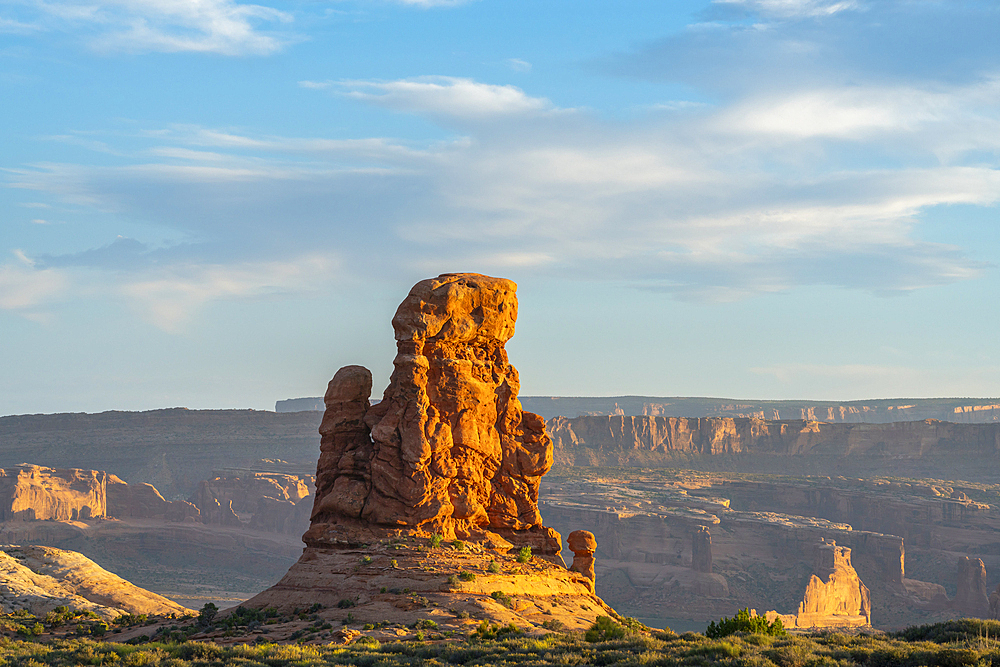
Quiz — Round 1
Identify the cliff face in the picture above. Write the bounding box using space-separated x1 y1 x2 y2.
548 416 1000 480
0 410 320 498
0 465 107 521
522 397 1000 423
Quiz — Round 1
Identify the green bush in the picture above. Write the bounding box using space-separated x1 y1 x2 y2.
487 561 501 574
451 540 466 551
430 534 443 548
705 608 786 639
458 571 476 581
516 547 532 563
490 591 514 608
197 603 218 627
585 616 627 642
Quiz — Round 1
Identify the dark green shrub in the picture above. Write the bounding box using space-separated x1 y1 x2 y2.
197 603 218 626
337 599 355 609
706 608 786 639
430 534 443 548
585 616 627 642
458 571 476 581
490 591 513 608
516 547 532 563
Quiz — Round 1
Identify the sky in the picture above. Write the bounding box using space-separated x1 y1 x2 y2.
2 0 1000 415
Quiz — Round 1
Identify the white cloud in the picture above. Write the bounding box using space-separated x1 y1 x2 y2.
120 255 337 332
9 65 1000 308
337 76 555 120
506 58 531 72
391 0 472 7
22 0 292 55
0 259 67 310
712 0 859 18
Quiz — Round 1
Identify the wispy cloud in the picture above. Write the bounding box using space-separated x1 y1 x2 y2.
711 0 860 18
337 76 556 121
120 255 337 331
0 254 67 310
12 0 293 55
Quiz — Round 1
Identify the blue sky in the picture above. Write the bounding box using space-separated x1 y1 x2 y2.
2 0 1000 415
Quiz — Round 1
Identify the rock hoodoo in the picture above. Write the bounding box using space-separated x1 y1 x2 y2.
307 273 558 553
692 525 713 573
243 274 613 631
568 530 597 589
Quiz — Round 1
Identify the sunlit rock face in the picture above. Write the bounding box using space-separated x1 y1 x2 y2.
308 273 559 553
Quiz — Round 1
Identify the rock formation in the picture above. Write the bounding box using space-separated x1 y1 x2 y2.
568 530 597 589
763 540 871 629
692 525 712 573
547 415 1000 481
106 476 200 522
0 465 107 521
242 274 612 631
308 273 558 553
0 544 190 619
941 556 991 617
192 472 313 534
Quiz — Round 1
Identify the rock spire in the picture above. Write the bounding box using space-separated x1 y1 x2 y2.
307 273 559 553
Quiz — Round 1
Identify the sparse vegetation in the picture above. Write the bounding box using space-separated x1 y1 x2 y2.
515 546 532 563
451 539 466 551
458 571 476 581
0 617 999 666
430 534 443 548
489 591 514 608
705 608 786 639
487 560 501 573
585 615 628 642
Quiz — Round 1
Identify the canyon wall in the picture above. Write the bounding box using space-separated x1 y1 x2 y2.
549 416 1000 481
523 397 1000 423
0 409 320 497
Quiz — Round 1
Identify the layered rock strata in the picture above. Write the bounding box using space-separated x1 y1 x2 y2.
243 274 611 629
0 465 107 521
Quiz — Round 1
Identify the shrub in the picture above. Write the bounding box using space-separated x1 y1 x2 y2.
337 599 355 609
474 620 522 640
490 591 514 608
452 540 466 551
541 619 565 631
705 608 786 639
391 559 398 568
459 571 476 581
359 556 373 565
516 547 532 563
113 614 149 627
430 534 443 548
487 561 501 574
412 619 438 630
585 616 627 642
198 603 218 626
447 575 458 584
